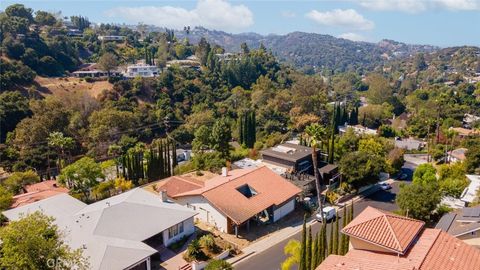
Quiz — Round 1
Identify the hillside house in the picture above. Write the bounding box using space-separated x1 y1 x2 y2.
436 206 480 248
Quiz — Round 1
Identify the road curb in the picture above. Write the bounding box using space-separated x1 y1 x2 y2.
229 251 255 265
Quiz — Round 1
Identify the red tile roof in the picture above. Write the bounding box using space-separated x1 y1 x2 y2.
419 230 480 270
11 180 69 208
152 176 204 198
201 166 301 224
342 206 425 254
317 207 480 270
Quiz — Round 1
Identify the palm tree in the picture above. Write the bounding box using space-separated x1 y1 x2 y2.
305 123 327 220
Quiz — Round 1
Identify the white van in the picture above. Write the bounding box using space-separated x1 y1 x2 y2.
316 206 336 222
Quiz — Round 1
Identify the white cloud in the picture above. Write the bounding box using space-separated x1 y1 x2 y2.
338 32 368 42
105 0 253 32
306 9 375 30
359 0 480 12
281 11 297 18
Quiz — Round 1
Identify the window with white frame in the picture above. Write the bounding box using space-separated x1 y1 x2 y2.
168 222 184 238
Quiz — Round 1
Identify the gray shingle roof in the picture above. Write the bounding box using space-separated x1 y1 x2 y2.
3 188 196 270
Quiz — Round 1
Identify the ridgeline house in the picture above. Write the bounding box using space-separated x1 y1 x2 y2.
147 166 301 236
3 188 196 270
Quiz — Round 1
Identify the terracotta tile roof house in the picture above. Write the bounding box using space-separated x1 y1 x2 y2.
147 166 302 235
317 206 480 270
436 206 480 248
450 127 480 138
11 180 69 208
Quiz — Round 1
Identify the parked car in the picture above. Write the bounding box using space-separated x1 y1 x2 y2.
316 206 336 223
379 182 392 190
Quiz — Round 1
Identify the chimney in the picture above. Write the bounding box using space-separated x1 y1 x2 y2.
160 190 168 202
222 167 228 177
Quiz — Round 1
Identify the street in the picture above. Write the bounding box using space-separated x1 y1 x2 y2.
234 182 401 270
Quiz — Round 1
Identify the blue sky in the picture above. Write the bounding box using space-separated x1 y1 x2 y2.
2 0 480 47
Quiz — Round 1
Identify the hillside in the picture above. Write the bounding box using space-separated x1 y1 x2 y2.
172 27 438 72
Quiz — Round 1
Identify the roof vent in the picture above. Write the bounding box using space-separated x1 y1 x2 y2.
222 167 228 177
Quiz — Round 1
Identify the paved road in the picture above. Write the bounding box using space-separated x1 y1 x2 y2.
235 182 401 270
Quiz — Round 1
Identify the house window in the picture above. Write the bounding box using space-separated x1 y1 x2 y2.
168 222 184 238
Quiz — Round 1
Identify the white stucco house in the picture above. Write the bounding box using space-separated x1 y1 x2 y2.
3 188 196 270
123 64 160 78
149 166 301 236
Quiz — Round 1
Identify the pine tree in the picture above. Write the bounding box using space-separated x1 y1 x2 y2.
238 114 244 145
306 226 312 270
335 103 342 133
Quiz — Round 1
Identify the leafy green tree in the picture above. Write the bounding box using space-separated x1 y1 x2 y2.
396 182 441 222
3 170 40 194
211 118 232 159
5 4 34 22
465 144 480 174
48 132 75 171
0 212 89 270
192 125 212 154
0 185 13 210
438 163 469 198
34 10 56 25
98 52 118 77
0 91 30 143
58 157 104 198
366 74 393 105
386 148 405 175
339 151 385 189
412 164 437 186
205 259 233 270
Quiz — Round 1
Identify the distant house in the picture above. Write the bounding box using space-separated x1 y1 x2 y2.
389 112 409 130
447 148 468 163
450 127 480 138
98 35 125 42
3 188 196 270
464 113 480 128
148 166 302 236
10 180 69 208
461 175 480 205
260 143 321 174
338 124 377 136
436 206 480 248
123 64 160 78
166 59 200 70
394 138 425 151
71 63 121 78
317 206 480 270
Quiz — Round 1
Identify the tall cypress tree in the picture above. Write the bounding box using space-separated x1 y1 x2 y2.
328 221 334 255
340 207 347 255
321 224 327 262
312 232 319 269
342 105 348 125
238 114 244 145
306 226 312 270
299 216 307 270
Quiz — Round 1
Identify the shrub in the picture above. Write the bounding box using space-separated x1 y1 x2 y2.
326 190 339 204
199 234 216 252
185 239 203 261
205 259 233 270
84 77 94 83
